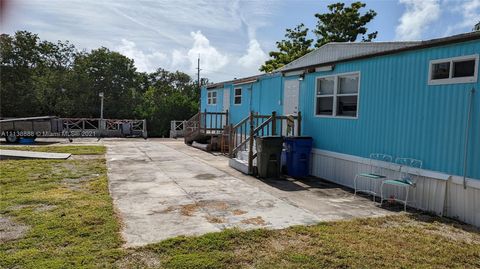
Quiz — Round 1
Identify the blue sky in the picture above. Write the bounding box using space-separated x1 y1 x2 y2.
2 0 479 81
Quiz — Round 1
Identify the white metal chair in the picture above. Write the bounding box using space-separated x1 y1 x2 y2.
354 153 393 201
380 158 422 211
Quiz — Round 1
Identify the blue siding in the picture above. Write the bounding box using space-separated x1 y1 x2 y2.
201 39 480 179
253 75 284 116
202 74 284 125
201 88 223 113
300 40 480 179
228 83 251 124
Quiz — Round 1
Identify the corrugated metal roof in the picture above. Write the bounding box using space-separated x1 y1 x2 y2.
206 74 263 89
277 42 421 72
205 31 480 85
278 31 480 72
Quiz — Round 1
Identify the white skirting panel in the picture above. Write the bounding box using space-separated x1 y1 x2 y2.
444 177 480 227
310 149 480 227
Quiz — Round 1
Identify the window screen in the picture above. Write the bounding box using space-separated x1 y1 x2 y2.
453 60 475 78
234 88 242 104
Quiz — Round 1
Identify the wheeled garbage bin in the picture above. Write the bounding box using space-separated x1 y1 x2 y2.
285 137 313 177
255 136 284 178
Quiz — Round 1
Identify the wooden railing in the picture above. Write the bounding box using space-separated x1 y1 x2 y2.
170 120 186 138
228 111 302 174
184 112 201 143
199 109 228 135
184 110 228 144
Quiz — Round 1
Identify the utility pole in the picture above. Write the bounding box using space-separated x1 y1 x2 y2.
197 56 201 113
197 56 201 89
99 92 104 119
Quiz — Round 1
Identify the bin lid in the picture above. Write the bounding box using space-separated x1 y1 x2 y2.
257 136 283 140
285 136 313 140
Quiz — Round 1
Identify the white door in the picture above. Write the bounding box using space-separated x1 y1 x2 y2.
223 88 230 112
283 79 299 115
222 88 230 126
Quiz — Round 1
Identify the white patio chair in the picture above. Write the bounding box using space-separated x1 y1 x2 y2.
354 153 393 201
380 158 422 211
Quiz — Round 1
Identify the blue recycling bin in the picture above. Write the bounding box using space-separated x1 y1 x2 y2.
285 137 313 177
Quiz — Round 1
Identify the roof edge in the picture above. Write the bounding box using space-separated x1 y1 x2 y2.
280 31 480 73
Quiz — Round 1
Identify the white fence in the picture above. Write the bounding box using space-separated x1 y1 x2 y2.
170 120 186 138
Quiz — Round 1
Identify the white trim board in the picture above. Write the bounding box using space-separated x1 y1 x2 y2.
428 54 479 85
450 175 480 189
314 71 361 119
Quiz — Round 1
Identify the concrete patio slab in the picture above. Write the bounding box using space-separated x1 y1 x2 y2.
105 139 395 247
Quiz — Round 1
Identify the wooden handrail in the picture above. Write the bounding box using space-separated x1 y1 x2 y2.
184 110 230 144
253 117 273 134
228 110 303 175
232 115 250 129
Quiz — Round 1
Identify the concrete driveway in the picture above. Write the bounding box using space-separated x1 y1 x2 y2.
106 139 392 247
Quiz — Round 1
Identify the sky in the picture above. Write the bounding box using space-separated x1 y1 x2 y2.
2 0 479 82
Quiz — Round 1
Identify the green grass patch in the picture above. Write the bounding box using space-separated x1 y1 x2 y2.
1 146 479 268
0 148 122 268
122 215 479 268
0 145 106 155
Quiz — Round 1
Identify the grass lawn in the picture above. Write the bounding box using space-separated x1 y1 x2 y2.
0 145 106 155
1 145 479 268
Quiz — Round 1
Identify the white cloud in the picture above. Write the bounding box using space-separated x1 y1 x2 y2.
238 39 268 69
395 0 441 40
186 31 229 75
114 31 267 82
444 0 480 35
4 0 278 81
115 39 168 72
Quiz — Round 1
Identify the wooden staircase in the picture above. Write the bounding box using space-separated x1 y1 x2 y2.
183 109 302 175
228 111 302 175
184 110 229 149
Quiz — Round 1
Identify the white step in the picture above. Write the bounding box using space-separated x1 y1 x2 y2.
236 150 257 165
229 158 249 174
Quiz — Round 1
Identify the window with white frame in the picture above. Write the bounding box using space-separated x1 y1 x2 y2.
207 91 217 105
315 72 359 118
428 54 478 85
234 88 242 105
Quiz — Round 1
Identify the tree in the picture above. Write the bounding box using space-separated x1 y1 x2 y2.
313 2 377 48
260 24 313 72
136 69 198 137
68 48 140 119
0 31 200 137
0 31 77 117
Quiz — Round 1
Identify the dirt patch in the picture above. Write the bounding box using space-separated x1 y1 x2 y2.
0 216 29 242
426 224 480 244
158 206 175 214
267 233 311 252
62 174 100 190
232 209 247 216
380 215 480 244
7 204 31 211
178 201 230 217
34 204 57 212
7 203 57 212
194 173 217 180
180 204 199 216
200 200 229 211
206 216 225 224
241 216 267 226
116 250 161 269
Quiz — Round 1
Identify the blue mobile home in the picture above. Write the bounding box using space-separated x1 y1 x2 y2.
200 32 480 226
